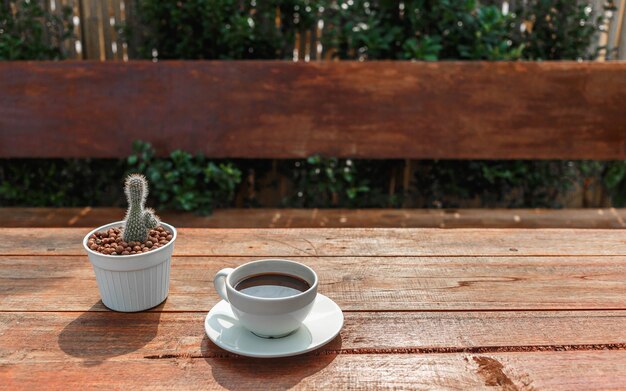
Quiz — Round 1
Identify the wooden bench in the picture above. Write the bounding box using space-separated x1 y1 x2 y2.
1 61 625 227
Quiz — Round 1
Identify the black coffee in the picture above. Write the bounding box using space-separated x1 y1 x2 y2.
235 273 311 298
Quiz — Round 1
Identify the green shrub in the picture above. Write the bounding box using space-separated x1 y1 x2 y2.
282 156 370 207
323 0 522 60
133 0 320 59
127 141 242 214
603 161 626 207
413 160 579 208
513 0 604 60
0 142 242 211
0 159 125 206
134 0 558 61
0 0 73 60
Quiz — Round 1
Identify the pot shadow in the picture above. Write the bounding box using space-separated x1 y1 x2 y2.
201 333 342 390
58 301 163 367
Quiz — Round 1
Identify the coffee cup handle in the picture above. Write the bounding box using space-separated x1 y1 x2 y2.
213 268 234 303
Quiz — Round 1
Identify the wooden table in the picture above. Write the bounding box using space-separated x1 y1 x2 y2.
1 228 625 389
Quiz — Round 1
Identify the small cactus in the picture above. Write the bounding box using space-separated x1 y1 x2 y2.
122 174 160 243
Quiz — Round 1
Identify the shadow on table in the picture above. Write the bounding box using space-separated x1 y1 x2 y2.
58 301 163 367
201 334 342 390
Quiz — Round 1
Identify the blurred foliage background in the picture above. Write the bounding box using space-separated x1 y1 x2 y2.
1 0 625 212
0 0 73 60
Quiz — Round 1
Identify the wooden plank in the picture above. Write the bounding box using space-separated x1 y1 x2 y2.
2 207 625 229
1 311 624 363
1 61 625 159
607 0 623 60
2 227 626 257
433 208 626 229
618 0 626 60
79 0 104 60
1 351 625 390
99 0 114 60
2 255 624 311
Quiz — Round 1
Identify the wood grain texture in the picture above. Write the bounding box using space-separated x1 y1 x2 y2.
2 352 625 390
2 256 624 311
2 227 626 257
1 61 625 159
2 227 625 389
2 207 626 229
1 311 624 363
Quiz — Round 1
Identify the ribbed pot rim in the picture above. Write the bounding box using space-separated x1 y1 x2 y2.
83 220 177 260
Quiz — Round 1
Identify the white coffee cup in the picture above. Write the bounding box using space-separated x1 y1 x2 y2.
213 259 318 338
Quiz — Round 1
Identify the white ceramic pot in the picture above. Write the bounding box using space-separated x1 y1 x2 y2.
83 221 177 312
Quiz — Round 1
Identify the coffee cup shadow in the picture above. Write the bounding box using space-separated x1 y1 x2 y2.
201 333 342 390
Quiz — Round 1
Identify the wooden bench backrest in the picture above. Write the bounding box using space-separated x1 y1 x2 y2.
1 61 625 159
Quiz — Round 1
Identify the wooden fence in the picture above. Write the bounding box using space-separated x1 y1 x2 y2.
23 0 626 61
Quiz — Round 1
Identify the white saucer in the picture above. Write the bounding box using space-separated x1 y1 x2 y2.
205 294 343 358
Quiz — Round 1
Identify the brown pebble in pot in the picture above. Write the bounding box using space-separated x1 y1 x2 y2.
91 226 173 255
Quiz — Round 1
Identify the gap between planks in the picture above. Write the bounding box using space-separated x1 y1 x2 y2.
5 227 626 258
5 254 626 258
3 310 625 361
5 307 623 315
144 343 626 359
